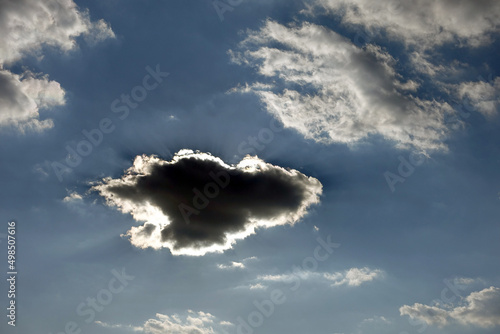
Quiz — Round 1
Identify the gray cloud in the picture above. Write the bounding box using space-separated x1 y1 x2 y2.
93 150 322 255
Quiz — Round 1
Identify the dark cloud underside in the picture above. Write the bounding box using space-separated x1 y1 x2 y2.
94 150 322 255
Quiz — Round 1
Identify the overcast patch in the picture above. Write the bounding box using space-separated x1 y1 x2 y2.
0 0 114 131
93 150 322 256
400 286 500 328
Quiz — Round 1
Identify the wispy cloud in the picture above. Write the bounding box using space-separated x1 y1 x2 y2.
230 20 455 152
256 267 384 288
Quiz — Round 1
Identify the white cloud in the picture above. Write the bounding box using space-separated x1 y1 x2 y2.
0 0 114 64
231 20 455 152
400 303 450 327
457 77 500 118
94 321 142 332
310 0 500 48
258 271 315 282
217 256 258 270
218 261 246 270
325 267 384 287
62 191 83 203
249 283 267 290
0 70 63 132
96 311 231 334
400 286 500 328
0 0 114 132
256 267 384 287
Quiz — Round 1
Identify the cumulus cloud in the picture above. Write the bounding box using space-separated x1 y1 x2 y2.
92 150 322 256
309 0 500 48
0 70 64 132
96 310 231 334
0 0 114 131
230 20 455 152
257 267 384 287
400 286 500 328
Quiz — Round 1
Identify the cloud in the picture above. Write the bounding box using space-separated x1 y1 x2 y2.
62 192 83 203
249 283 267 290
0 0 114 131
94 321 141 332
217 256 258 270
0 0 115 64
400 303 450 327
256 267 384 287
309 0 500 48
456 77 500 118
96 310 231 334
324 267 384 287
0 70 63 132
400 286 500 328
230 20 455 152
359 315 391 326
92 150 322 256
218 261 246 270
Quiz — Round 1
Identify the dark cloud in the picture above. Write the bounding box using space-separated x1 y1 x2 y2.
93 150 322 255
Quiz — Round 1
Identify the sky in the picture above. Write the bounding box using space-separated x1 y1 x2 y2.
0 0 499 333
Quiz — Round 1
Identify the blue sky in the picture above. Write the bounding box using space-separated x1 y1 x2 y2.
0 1 499 334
